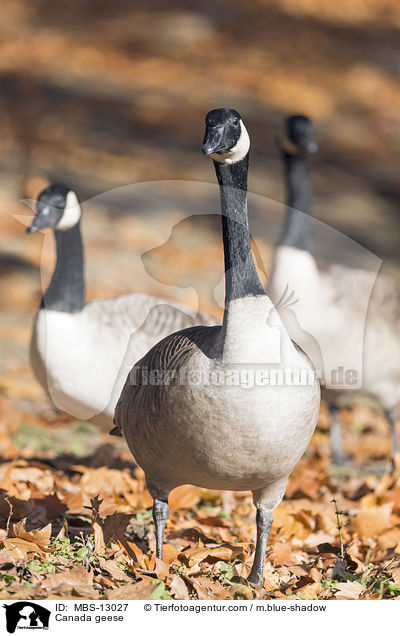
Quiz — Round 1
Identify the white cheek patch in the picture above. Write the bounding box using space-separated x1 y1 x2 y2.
211 120 250 165
55 191 81 230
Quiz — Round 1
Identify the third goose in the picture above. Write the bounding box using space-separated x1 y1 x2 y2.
115 108 320 585
27 184 216 426
269 115 400 463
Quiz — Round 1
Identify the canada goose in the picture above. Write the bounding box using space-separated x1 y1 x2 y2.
27 184 217 426
115 108 320 585
269 115 400 463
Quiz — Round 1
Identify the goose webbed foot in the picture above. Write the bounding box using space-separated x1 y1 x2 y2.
247 508 273 586
153 498 170 560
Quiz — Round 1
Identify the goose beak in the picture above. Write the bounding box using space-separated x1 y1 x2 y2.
26 220 39 234
26 205 51 233
202 126 225 155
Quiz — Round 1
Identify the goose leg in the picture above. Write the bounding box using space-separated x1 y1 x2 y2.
247 508 273 586
153 498 170 560
387 408 399 456
330 407 345 465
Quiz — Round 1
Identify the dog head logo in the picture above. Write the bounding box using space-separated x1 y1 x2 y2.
3 602 50 633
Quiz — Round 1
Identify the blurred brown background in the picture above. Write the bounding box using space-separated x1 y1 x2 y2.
0 3 399 601
0 0 399 435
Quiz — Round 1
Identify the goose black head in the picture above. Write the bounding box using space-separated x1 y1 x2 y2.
282 115 318 155
27 184 81 234
202 108 250 164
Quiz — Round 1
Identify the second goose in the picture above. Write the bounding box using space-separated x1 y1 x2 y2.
27 184 216 426
269 115 400 463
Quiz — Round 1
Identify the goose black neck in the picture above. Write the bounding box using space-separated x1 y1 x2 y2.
279 152 313 253
213 154 265 306
41 223 85 312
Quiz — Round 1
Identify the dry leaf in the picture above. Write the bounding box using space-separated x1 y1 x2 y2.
0 497 34 522
271 540 293 566
335 580 365 599
170 575 190 600
161 543 179 565
377 527 400 550
44 565 94 590
102 512 132 545
179 544 243 567
353 503 394 538
97 556 131 582
90 495 106 553
169 485 202 511
104 580 155 600
3 538 45 559
12 518 52 547
155 557 169 580
49 583 99 599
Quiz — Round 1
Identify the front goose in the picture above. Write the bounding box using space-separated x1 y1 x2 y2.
27 184 216 426
115 108 320 585
269 115 400 463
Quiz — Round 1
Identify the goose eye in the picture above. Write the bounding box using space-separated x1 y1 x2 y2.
232 118 240 126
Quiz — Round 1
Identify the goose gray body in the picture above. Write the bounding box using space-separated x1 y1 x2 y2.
271 248 400 406
28 184 216 425
269 116 400 461
117 297 318 497
115 109 320 585
31 293 216 424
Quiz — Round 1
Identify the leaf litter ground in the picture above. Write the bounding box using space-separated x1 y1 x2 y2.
0 394 399 601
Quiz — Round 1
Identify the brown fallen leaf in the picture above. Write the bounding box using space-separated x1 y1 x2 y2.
31 494 68 523
195 514 231 528
383 488 400 513
291 581 322 599
118 538 153 570
155 557 169 580
181 574 208 600
179 544 244 568
273 590 289 599
169 485 202 511
161 543 179 565
49 583 99 599
168 527 215 546
334 580 365 599
97 556 131 583
170 574 190 600
11 518 52 547
0 496 34 522
194 575 225 596
3 538 45 559
292 575 315 590
390 568 400 585
353 503 394 538
103 580 155 600
102 512 132 545
377 527 400 550
271 539 293 566
286 477 320 500
90 495 106 553
44 565 94 590
309 567 322 582
235 561 250 579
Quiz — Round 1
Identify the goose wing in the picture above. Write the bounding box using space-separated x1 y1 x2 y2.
84 293 217 333
327 265 400 326
114 324 221 436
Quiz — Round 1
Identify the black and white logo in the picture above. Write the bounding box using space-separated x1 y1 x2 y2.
3 602 50 633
